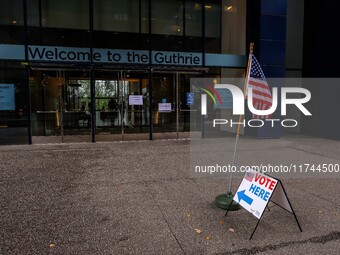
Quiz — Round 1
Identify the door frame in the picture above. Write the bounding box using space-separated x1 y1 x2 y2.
27 65 205 143
152 69 204 139
93 68 150 141
29 66 92 143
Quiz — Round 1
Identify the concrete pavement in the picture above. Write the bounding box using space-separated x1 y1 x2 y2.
0 136 339 254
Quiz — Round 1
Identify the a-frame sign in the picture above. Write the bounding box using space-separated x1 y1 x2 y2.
225 169 303 239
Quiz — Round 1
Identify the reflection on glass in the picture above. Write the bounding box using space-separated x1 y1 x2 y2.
151 0 183 35
27 0 40 26
141 0 149 33
185 1 202 37
221 0 246 55
0 66 28 145
205 3 221 38
41 0 89 29
152 75 176 132
94 74 149 141
30 70 91 143
0 0 23 25
94 0 139 32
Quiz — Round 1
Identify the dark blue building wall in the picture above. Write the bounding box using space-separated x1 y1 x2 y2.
245 0 287 138
301 0 340 140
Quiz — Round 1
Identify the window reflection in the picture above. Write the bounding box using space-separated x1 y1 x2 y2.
27 0 40 27
205 3 221 38
185 1 202 37
151 0 183 36
94 0 139 33
141 0 149 33
0 0 23 26
41 0 89 29
0 63 28 145
221 0 246 55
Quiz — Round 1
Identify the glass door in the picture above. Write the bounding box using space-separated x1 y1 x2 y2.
95 70 149 141
152 71 202 139
152 73 177 139
30 68 91 143
178 73 202 138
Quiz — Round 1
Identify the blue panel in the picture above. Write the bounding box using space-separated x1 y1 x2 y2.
260 15 287 41
0 44 25 60
205 53 247 67
261 0 287 15
245 0 287 139
0 84 15 110
261 66 285 78
259 40 286 66
257 121 283 138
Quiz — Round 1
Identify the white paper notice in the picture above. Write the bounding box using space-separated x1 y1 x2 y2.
158 103 172 112
129 95 143 105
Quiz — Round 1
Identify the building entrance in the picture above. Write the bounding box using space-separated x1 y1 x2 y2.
30 67 92 143
29 67 202 143
151 71 201 139
94 70 150 141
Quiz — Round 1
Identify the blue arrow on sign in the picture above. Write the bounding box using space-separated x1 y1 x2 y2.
237 190 253 205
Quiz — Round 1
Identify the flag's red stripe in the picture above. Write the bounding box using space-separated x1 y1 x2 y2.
249 77 268 86
251 85 271 95
252 89 272 99
253 114 273 119
252 94 272 104
249 82 269 91
248 80 270 90
252 98 272 107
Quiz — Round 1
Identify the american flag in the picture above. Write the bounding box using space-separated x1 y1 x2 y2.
246 55 272 118
245 170 255 182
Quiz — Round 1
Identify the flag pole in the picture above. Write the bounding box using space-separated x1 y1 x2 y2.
228 42 254 193
215 42 254 211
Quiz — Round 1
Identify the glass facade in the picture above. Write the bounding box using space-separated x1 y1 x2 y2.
27 0 40 27
0 0 247 144
185 1 202 37
151 0 183 36
0 62 29 145
29 69 92 143
94 71 150 141
221 0 246 55
141 0 149 33
1 0 224 51
41 0 89 30
0 0 24 26
205 2 221 38
94 0 139 33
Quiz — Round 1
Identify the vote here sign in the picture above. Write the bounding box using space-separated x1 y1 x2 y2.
234 169 277 219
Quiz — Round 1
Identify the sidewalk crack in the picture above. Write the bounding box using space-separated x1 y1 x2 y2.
144 183 186 255
221 231 340 255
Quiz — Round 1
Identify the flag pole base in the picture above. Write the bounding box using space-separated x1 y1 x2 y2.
215 192 240 211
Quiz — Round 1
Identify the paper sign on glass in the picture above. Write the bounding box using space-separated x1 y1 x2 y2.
158 103 172 112
129 95 143 105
